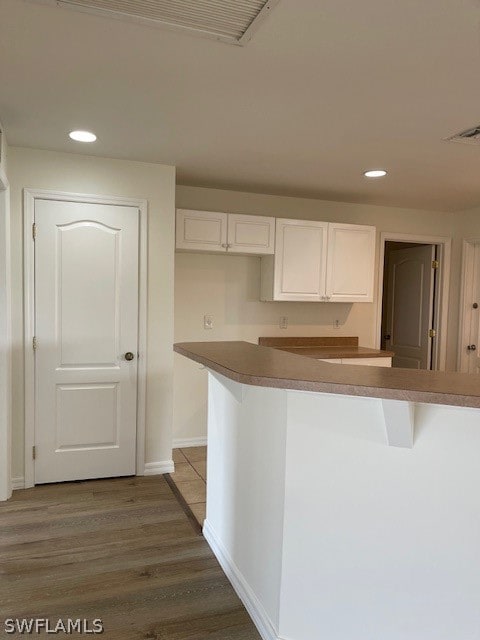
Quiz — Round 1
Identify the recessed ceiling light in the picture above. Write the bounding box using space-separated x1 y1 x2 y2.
364 169 387 178
69 130 97 143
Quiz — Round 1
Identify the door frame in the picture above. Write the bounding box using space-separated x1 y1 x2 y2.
23 189 148 489
0 165 11 500
375 232 451 371
457 238 480 372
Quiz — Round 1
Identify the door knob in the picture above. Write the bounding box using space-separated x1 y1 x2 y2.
467 344 477 351
125 352 135 361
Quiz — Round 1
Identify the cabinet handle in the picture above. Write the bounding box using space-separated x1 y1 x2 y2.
221 243 228 249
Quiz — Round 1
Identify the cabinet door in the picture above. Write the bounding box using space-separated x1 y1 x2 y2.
326 223 376 302
176 209 227 252
274 219 328 301
227 214 275 255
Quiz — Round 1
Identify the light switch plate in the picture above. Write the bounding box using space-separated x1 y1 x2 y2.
204 314 213 330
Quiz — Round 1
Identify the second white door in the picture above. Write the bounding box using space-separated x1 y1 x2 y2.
34 199 139 484
384 244 436 369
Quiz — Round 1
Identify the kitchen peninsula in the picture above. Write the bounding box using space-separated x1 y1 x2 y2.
175 340 480 640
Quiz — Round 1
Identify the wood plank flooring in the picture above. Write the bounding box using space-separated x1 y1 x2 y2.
0 476 260 639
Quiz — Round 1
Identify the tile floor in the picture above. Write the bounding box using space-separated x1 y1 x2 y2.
170 446 206 526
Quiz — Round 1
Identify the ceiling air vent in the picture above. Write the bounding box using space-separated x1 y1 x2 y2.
444 125 480 146
48 0 279 45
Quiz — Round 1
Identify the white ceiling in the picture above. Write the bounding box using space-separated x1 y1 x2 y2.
2 0 480 211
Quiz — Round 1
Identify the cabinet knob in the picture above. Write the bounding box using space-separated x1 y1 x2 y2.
467 344 477 351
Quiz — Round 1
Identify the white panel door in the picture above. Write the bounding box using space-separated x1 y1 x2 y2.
465 244 480 373
274 219 328 301
176 209 227 252
227 214 275 254
385 245 435 370
326 223 376 302
34 199 139 484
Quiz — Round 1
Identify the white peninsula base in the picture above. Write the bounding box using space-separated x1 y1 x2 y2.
203 371 480 640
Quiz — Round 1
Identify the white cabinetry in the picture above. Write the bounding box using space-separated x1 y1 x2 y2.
261 219 328 301
227 213 275 254
326 223 376 302
176 209 275 255
176 209 227 253
0 121 5 171
261 219 376 302
319 357 392 367
340 357 392 367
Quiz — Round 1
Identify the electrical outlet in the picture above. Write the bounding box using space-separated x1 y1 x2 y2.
204 314 213 330
279 316 288 329
334 319 340 329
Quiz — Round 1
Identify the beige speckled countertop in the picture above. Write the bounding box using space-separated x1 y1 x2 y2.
174 340 480 408
258 336 394 359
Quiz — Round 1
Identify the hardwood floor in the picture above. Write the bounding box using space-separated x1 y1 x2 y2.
0 476 260 639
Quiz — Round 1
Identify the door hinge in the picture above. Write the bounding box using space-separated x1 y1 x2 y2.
429 329 436 338
432 260 439 269
32 446 36 460
32 336 37 351
32 223 36 240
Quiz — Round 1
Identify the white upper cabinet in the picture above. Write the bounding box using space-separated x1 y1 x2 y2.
326 223 376 302
261 219 328 301
0 121 6 174
176 209 274 255
176 209 228 253
261 219 376 302
227 213 275 254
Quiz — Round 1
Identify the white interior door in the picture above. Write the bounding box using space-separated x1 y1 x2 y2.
385 244 436 369
34 199 139 484
0 184 11 500
464 243 480 373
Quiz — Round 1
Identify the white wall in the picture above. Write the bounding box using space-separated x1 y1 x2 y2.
205 372 288 637
8 147 176 480
174 185 458 443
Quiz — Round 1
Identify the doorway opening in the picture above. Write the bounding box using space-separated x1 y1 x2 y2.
376 233 451 372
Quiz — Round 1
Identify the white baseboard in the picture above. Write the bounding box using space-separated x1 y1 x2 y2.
11 477 25 490
143 460 174 475
203 520 280 640
173 436 207 448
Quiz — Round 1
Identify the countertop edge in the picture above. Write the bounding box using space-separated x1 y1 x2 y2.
174 343 480 409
